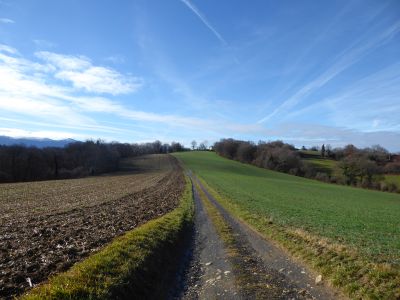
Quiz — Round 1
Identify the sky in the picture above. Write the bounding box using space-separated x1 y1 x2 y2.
0 0 399 151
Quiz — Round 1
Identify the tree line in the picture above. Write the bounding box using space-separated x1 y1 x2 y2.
214 139 304 174
0 140 186 183
213 139 400 193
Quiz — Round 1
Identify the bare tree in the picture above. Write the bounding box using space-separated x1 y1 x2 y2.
0 140 186 183
198 140 209 151
191 140 197 150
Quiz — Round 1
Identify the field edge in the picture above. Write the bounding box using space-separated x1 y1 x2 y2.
20 175 194 300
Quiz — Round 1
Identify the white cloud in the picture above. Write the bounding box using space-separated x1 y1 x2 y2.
0 44 216 134
0 127 86 140
35 51 142 95
35 51 91 70
56 66 141 95
0 116 127 135
0 48 118 127
0 44 17 54
68 96 208 128
0 18 14 24
0 94 94 125
1 44 397 150
0 46 254 138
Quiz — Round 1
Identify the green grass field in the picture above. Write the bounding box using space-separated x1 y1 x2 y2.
299 150 338 175
385 174 400 188
300 151 400 190
174 151 400 298
303 157 338 175
175 151 400 259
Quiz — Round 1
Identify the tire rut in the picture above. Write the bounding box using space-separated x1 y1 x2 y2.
179 173 342 299
176 176 241 299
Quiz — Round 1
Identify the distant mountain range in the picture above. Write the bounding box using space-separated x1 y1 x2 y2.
0 136 77 148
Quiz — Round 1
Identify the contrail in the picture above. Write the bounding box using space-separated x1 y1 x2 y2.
257 20 400 124
180 0 227 45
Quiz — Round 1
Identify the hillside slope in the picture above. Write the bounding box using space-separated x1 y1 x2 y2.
174 151 400 299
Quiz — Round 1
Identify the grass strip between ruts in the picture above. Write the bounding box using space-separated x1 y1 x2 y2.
193 178 291 299
21 175 194 300
196 176 400 300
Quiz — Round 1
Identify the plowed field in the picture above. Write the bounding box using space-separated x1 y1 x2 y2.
0 154 185 298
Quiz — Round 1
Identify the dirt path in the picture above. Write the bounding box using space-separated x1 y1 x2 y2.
175 176 240 299
177 173 342 299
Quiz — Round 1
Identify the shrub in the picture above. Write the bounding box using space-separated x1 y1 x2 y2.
380 182 389 192
303 162 317 178
384 162 400 174
315 172 329 182
387 183 398 193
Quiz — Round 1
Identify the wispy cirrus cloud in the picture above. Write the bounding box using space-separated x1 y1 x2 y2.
180 0 227 45
33 39 57 49
0 44 17 54
0 18 14 24
104 55 125 64
67 96 209 128
0 116 130 136
1 41 397 149
133 26 237 119
282 61 400 134
0 44 268 142
258 20 400 124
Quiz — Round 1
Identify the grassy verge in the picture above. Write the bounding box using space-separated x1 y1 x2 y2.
175 152 400 299
21 176 193 300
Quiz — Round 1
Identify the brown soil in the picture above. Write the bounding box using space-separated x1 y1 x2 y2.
0 154 185 299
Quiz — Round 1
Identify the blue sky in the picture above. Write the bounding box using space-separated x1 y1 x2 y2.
0 0 399 151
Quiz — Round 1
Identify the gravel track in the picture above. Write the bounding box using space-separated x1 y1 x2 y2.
176 176 240 299
178 173 342 299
